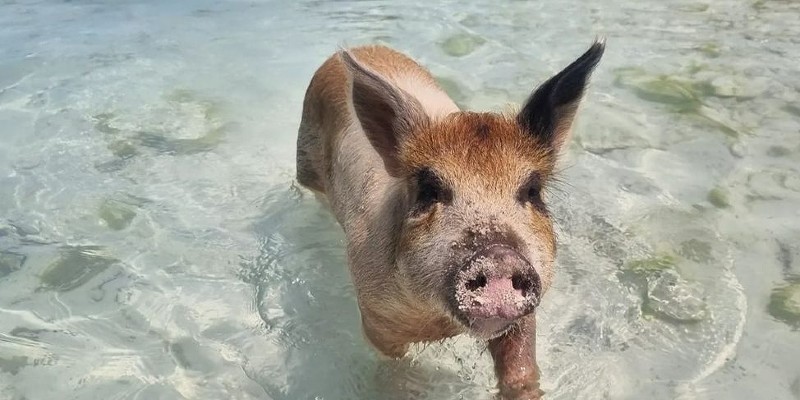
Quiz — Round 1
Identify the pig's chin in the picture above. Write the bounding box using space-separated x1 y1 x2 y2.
466 317 516 340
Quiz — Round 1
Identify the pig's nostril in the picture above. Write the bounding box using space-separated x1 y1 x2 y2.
512 274 533 296
465 273 487 291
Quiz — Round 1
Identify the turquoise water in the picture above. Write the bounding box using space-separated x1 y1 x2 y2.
1 0 799 399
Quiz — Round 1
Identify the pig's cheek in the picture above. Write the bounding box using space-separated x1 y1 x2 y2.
395 256 434 295
533 263 553 294
525 248 555 291
398 255 451 307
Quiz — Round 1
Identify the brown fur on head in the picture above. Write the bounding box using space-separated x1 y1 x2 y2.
340 40 605 337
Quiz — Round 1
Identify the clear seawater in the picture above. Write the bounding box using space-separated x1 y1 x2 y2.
1 0 799 399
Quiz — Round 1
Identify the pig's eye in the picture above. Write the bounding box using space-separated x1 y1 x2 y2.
518 173 545 209
413 168 451 212
418 182 440 204
526 185 541 201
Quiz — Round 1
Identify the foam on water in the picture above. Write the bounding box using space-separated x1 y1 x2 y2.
1 0 799 399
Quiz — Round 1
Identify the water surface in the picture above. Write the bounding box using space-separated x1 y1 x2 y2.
1 0 799 399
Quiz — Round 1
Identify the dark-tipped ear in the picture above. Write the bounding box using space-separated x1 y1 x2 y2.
339 49 428 177
517 39 605 154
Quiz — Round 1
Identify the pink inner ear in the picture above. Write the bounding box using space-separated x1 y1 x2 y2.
340 50 428 177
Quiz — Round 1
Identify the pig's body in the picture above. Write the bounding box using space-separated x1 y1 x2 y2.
297 46 464 353
296 42 604 399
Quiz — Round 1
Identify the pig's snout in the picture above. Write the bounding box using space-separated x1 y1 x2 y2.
454 245 541 337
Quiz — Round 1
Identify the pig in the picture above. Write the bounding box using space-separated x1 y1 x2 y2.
295 39 604 399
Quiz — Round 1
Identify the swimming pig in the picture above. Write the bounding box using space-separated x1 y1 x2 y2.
296 40 604 399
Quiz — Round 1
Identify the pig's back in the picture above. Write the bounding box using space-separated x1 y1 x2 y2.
295 45 458 198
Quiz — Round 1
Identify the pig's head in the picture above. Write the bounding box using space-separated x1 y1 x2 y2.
341 40 604 339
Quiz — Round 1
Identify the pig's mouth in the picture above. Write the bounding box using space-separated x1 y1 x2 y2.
467 316 517 339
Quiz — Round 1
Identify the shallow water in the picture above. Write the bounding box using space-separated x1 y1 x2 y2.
1 0 799 399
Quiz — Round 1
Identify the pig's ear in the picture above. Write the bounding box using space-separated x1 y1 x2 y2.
517 39 605 154
339 49 428 176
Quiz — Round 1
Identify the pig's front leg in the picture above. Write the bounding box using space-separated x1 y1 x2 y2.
489 314 543 400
